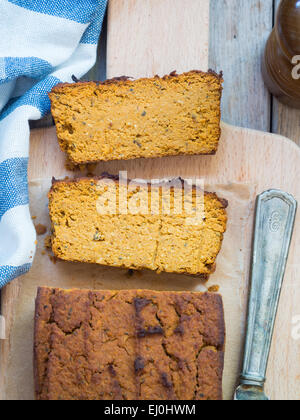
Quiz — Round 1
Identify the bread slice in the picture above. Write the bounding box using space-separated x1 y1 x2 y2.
49 70 223 164
48 174 228 276
34 287 225 400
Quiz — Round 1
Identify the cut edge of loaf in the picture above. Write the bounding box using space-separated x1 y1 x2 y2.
49 70 223 164
48 173 228 277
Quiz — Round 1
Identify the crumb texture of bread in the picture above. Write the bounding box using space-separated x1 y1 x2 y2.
49 71 223 164
48 176 228 276
34 288 225 401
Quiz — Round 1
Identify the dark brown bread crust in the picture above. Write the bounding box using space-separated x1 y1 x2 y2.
50 173 229 210
50 70 223 93
34 288 225 401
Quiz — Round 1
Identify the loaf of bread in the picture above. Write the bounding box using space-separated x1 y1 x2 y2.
48 175 228 276
49 70 223 164
34 287 225 400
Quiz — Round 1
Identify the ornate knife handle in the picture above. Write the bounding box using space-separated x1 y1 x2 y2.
241 190 297 386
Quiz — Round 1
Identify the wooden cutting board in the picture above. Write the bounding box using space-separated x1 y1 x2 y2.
1 0 300 400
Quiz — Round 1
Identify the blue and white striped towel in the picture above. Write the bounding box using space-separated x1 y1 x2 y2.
0 0 107 288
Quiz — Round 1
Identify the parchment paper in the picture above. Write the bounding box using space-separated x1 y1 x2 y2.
2 179 255 400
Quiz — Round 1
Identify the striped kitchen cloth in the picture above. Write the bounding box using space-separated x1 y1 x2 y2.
0 0 107 288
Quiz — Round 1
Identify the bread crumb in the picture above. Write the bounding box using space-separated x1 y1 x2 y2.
208 285 220 293
35 224 47 235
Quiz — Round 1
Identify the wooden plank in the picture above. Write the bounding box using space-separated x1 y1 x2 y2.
272 102 300 146
272 0 300 146
0 316 5 340
107 0 209 78
0 278 21 400
209 0 273 131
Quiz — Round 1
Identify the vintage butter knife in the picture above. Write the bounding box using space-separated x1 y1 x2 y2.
234 190 297 401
